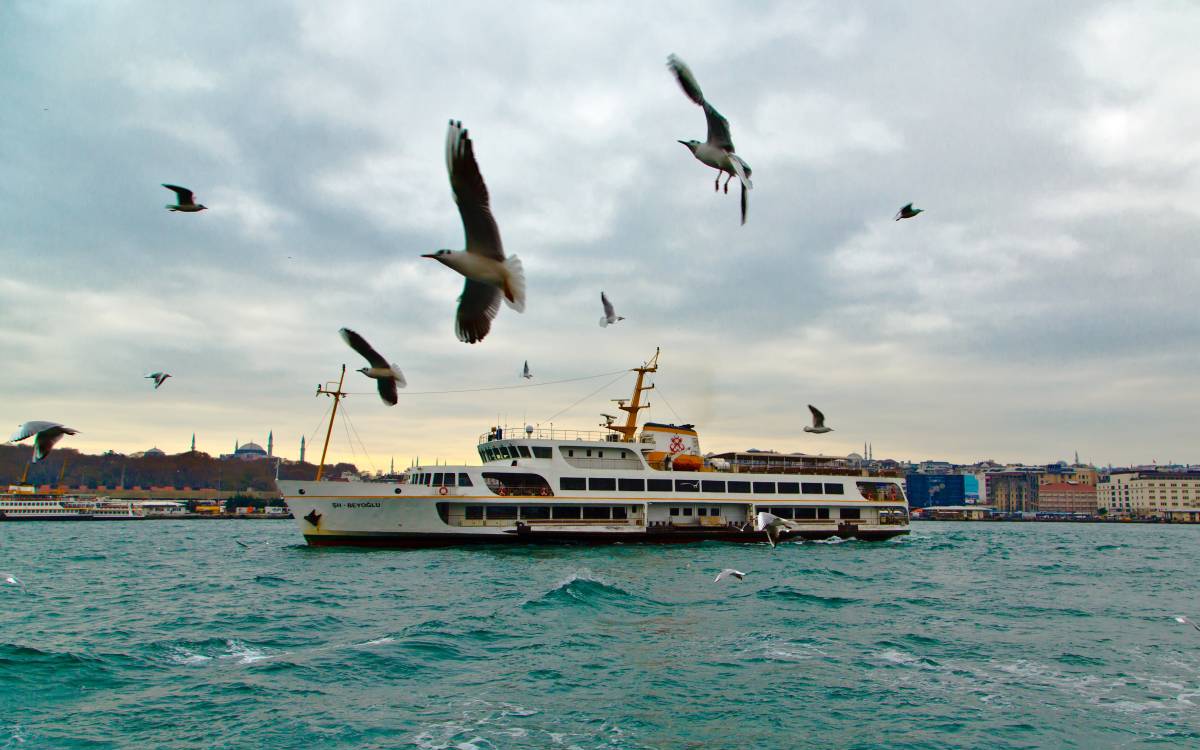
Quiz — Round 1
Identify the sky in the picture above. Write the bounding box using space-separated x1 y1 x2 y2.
2 1 1199 469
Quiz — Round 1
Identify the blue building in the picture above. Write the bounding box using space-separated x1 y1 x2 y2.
905 473 968 508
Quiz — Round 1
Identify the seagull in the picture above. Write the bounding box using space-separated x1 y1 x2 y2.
599 292 624 327
1 573 26 593
714 569 746 583
894 203 923 221
9 421 79 463
667 54 753 225
1176 616 1200 632
163 184 207 212
804 405 833 434
423 120 525 344
522 360 533 379
755 511 801 548
145 372 172 389
339 328 406 406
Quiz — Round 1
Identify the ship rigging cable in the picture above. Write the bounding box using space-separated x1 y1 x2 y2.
342 368 630 397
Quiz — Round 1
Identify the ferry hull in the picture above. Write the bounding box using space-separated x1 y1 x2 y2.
0 514 145 522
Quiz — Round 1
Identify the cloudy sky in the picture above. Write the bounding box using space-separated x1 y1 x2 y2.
3 1 1199 469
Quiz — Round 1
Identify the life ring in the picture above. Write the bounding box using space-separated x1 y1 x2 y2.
438 486 448 496
540 488 549 496
498 487 508 496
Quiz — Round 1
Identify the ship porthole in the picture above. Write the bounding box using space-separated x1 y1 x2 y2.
298 489 306 495
394 488 402 494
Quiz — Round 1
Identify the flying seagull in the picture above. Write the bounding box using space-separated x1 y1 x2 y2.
667 54 753 225
804 405 832 434
522 360 533 379
1 573 26 593
894 203 923 221
755 511 802 548
9 421 79 463
423 120 525 344
339 328 406 406
714 569 746 583
163 184 207 212
599 292 624 327
1176 616 1200 632
145 372 172 389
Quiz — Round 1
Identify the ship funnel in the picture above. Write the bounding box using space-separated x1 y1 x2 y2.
639 422 702 470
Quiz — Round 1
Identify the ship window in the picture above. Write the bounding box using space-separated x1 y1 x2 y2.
560 477 586 491
520 506 550 519
818 508 830 519
464 506 483 520
486 505 518 520
710 507 720 516
670 507 680 516
795 507 816 519
478 448 487 462
619 478 645 491
553 506 582 519
589 477 616 491
681 507 693 516
518 446 531 458
567 449 574 457
840 507 860 519
586 449 592 457
582 506 610 519
728 481 751 493
532 447 552 459
675 479 700 492
697 507 707 516
432 473 445 486
824 483 844 495
612 506 628 519
702 480 726 493
769 507 794 519
458 473 473 487
507 445 520 459
778 482 800 494
801 482 823 494
648 479 673 492
753 482 776 494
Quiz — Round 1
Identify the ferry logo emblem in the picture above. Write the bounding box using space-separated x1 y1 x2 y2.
669 436 685 453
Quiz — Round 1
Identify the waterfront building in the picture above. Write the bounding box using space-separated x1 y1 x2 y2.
1036 482 1097 515
987 471 1041 513
905 473 968 508
221 439 271 461
1041 465 1097 486
1097 472 1200 521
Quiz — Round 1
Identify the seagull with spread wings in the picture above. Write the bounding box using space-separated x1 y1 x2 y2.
804 405 832 434
894 203 923 221
714 569 746 583
667 54 753 225
163 184 207 212
9 421 79 463
423 120 525 344
339 328 406 406
145 372 172 389
599 292 624 327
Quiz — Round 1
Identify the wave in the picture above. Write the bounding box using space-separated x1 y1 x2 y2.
160 638 281 666
521 572 652 612
755 587 861 608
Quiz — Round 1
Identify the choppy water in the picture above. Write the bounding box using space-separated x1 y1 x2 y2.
2 521 1200 749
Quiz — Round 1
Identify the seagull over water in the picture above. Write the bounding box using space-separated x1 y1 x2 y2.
714 569 746 583
163 184 207 212
423 120 526 344
755 512 801 548
894 203 923 221
1 573 27 593
599 292 624 327
9 421 78 463
804 405 833 434
339 328 406 406
1176 616 1200 632
145 372 171 389
523 360 533 379
667 54 753 225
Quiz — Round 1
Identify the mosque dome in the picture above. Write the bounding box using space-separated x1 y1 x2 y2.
237 442 266 455
144 447 166 457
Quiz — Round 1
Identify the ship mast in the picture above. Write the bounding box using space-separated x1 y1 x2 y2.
314 365 347 481
607 348 659 442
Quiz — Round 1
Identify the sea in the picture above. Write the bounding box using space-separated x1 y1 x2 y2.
2 520 1199 749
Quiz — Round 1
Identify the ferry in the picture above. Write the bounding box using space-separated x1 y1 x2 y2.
0 486 145 521
279 350 910 547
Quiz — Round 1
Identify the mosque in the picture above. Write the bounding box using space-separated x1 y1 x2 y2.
220 432 275 461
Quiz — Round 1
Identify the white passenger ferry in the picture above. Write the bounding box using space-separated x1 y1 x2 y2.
279 351 909 547
0 486 144 521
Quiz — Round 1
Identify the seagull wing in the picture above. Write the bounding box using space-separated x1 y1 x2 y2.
376 377 399 406
446 120 504 261
601 292 615 319
32 425 76 462
10 421 61 442
808 404 826 429
162 184 196 206
339 328 389 369
455 279 502 344
666 55 735 151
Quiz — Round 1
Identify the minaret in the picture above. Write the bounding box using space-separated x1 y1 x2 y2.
190 433 196 452
300 436 306 463
268 431 274 457
235 439 239 452
390 456 395 475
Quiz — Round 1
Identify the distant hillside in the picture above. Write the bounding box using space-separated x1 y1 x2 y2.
0 445 359 492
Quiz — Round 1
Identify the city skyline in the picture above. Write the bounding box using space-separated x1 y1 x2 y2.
4 2 1200 468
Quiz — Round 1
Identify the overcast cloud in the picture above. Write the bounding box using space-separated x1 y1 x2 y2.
2 1 1198 469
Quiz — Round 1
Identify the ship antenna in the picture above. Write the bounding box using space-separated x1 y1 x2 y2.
314 365 348 481
607 347 659 442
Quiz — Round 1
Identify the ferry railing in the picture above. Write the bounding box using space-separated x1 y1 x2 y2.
479 427 623 444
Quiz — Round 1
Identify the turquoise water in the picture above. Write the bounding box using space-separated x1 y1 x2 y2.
2 521 1199 749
